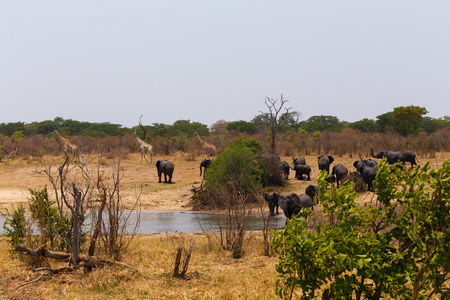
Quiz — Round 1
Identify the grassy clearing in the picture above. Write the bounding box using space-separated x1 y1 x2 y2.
0 232 279 299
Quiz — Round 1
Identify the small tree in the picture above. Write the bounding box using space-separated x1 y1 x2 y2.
273 161 450 299
392 105 428 136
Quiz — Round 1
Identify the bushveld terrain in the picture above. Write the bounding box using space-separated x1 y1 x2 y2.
0 151 449 299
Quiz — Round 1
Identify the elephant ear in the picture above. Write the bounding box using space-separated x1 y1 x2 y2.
353 160 361 168
328 156 334 163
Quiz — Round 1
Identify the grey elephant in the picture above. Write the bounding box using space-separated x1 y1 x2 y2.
279 185 319 223
263 192 280 216
318 155 334 174
353 158 378 173
293 157 306 165
279 161 290 180
331 164 349 187
371 148 417 167
326 174 336 185
200 159 212 177
356 165 377 192
291 164 311 180
156 160 174 183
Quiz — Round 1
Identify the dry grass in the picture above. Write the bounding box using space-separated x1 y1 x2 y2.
0 232 279 300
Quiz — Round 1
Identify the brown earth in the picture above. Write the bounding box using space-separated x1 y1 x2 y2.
0 152 448 213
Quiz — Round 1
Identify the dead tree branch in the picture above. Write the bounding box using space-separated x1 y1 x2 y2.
15 244 132 270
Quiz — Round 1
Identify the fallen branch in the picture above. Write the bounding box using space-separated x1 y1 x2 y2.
17 274 45 289
15 244 133 270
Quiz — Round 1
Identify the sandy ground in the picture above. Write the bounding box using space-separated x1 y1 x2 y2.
0 152 448 212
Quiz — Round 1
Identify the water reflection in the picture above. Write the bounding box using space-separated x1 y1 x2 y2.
136 211 286 233
0 211 286 234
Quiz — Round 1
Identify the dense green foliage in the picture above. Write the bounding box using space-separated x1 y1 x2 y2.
2 204 28 253
226 120 258 135
273 161 450 299
0 105 447 139
28 187 73 252
204 138 264 191
193 137 283 208
2 187 83 260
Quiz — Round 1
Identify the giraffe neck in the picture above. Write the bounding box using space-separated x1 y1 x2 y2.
55 131 68 142
136 135 144 145
196 134 205 146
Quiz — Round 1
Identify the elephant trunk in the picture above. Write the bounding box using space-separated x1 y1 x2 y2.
370 148 376 158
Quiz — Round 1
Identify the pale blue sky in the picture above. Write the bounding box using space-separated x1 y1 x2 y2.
1 1 449 128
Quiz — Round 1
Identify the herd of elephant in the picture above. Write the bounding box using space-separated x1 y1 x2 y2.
265 148 417 222
157 148 417 222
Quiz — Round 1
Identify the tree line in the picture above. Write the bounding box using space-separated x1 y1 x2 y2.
1 105 448 139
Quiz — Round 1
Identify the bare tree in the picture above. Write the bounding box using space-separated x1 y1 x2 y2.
42 152 91 269
98 158 141 261
40 148 140 269
261 94 292 154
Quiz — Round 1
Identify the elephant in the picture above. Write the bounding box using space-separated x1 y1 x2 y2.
291 164 311 180
200 159 212 176
353 158 377 172
318 155 334 174
293 157 306 165
331 164 349 187
397 151 417 167
359 165 377 192
279 185 319 223
326 174 336 185
279 161 290 180
371 148 417 167
263 192 280 216
156 160 174 183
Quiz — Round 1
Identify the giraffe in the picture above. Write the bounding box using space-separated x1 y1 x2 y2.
193 132 217 159
53 130 81 157
132 131 155 164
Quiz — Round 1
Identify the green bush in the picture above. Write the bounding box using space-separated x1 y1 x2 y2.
28 186 73 252
273 161 450 299
205 137 262 192
193 137 282 208
2 204 28 252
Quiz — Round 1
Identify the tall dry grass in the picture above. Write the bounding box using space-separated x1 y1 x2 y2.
0 232 279 299
2 127 450 162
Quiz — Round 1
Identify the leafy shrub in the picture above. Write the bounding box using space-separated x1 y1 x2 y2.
2 204 28 252
273 161 450 299
28 187 73 252
195 137 284 208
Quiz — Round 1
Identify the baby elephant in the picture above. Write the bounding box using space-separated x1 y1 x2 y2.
263 192 280 216
156 160 174 183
